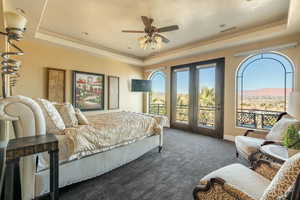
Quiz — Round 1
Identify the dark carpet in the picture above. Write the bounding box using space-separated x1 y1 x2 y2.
58 128 241 200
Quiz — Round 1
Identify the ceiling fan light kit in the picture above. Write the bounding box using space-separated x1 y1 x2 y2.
122 16 179 50
138 35 162 50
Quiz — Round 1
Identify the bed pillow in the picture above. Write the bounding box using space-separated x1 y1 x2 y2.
35 98 65 134
75 108 89 125
54 103 78 127
266 115 299 142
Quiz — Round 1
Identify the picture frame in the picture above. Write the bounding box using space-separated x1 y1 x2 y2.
72 71 105 111
108 76 120 110
47 68 66 103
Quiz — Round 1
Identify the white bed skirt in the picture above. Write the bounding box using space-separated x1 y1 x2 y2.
34 135 161 197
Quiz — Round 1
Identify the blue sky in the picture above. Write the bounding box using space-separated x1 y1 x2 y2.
151 54 293 94
241 58 293 90
176 71 189 94
151 73 165 93
175 68 215 94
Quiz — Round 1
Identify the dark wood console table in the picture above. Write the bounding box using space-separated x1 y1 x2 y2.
4 134 59 200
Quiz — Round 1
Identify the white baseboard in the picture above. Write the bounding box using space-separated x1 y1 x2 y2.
224 135 235 142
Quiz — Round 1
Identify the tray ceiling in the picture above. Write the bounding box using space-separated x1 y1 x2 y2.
40 0 289 58
5 0 299 66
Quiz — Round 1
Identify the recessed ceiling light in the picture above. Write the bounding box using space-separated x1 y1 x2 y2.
16 8 26 15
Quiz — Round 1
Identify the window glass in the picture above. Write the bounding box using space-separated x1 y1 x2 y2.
149 71 166 115
236 53 294 130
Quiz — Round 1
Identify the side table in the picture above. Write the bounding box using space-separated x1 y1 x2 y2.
259 144 300 164
4 134 59 200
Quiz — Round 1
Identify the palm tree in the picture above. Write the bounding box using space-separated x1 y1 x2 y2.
152 97 159 104
199 87 215 107
198 87 215 126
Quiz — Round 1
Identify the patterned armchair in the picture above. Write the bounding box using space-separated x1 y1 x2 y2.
235 112 300 162
193 153 300 200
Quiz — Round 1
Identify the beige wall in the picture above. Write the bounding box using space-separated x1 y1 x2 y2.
144 34 300 140
1 38 144 113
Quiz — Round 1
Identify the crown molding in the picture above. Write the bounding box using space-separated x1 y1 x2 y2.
143 20 288 65
287 0 300 32
35 28 144 66
146 20 287 60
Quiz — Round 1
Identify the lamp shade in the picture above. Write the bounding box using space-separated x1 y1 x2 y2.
288 92 300 120
5 11 27 30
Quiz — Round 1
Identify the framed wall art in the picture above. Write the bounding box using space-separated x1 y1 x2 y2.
108 76 119 110
47 68 66 103
72 71 105 111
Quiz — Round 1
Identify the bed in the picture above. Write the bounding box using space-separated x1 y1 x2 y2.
0 96 165 200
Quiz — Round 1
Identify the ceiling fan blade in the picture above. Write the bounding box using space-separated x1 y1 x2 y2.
156 34 170 43
122 30 145 33
157 25 179 33
149 18 154 25
141 16 153 28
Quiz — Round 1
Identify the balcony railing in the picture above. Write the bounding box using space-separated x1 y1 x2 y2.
175 105 216 127
237 109 282 130
176 105 189 123
198 106 215 128
173 105 282 130
149 104 166 115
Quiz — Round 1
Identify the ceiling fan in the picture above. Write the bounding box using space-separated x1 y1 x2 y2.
122 16 179 49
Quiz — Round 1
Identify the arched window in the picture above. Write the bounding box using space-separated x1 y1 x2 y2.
236 52 294 130
149 71 166 115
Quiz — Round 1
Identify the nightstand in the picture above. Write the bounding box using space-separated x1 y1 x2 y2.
4 134 59 200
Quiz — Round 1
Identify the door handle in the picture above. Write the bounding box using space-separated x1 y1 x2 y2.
216 105 222 111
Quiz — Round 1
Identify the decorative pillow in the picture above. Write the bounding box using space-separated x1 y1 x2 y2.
266 116 299 142
35 98 65 134
261 153 300 200
54 103 78 127
75 108 89 125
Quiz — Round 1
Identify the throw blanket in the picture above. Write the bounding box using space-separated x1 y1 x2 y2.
65 111 162 157
38 111 164 171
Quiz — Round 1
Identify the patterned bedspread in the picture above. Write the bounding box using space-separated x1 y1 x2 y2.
38 111 165 171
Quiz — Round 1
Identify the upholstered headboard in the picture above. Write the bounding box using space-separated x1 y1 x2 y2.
0 95 46 200
0 95 46 138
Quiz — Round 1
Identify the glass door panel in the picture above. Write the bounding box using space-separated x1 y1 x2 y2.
174 69 189 124
171 58 224 138
197 66 216 129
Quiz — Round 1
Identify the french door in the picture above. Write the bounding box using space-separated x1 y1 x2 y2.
171 58 225 138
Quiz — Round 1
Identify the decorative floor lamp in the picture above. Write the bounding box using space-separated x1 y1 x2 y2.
0 11 27 196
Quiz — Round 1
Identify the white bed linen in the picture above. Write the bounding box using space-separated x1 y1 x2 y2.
37 111 164 171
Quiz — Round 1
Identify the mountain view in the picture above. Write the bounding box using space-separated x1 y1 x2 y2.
239 88 291 112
